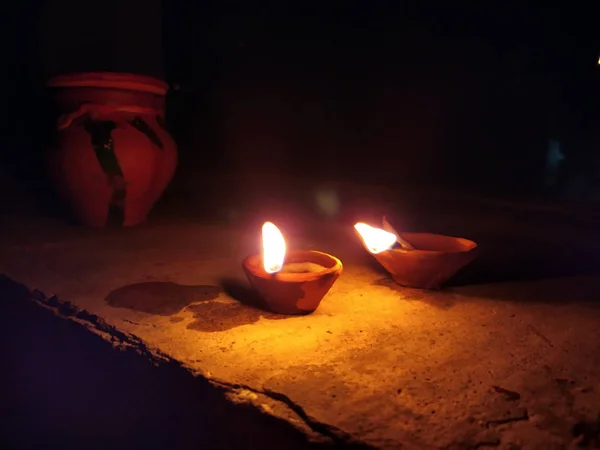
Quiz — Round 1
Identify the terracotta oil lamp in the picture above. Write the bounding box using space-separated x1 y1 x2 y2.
243 222 343 315
354 217 478 289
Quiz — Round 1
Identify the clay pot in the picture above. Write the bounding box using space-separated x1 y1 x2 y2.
243 250 343 315
368 233 478 289
46 72 178 227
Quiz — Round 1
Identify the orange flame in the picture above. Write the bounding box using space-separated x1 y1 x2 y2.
262 222 286 273
354 223 397 254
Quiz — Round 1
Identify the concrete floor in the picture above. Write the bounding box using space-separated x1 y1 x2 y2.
2 177 600 449
1 276 328 450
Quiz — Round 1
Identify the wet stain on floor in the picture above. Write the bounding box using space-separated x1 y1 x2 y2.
105 282 222 315
106 280 287 332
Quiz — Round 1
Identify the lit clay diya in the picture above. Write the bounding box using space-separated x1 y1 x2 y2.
354 217 478 289
243 222 343 315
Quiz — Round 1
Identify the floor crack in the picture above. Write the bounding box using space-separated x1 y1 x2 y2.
211 379 373 449
491 385 520 401
123 319 141 325
527 324 553 347
486 410 529 427
122 318 156 327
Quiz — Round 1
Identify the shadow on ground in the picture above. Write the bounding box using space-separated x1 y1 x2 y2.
448 235 600 287
0 276 359 450
450 275 600 305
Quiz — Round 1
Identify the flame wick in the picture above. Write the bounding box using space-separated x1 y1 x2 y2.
354 222 397 254
262 221 286 273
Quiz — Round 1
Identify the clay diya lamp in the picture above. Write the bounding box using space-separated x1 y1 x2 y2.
354 217 478 289
243 222 343 315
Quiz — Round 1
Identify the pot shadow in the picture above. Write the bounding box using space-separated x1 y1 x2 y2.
218 277 290 319
371 277 456 310
365 257 390 277
105 282 222 315
362 251 456 309
220 277 267 310
185 279 288 332
445 239 600 288
448 275 600 306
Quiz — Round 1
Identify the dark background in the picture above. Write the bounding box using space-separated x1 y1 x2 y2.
3 5 600 448
1 0 600 199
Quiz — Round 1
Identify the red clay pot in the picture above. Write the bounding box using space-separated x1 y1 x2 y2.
243 250 343 315
46 72 178 227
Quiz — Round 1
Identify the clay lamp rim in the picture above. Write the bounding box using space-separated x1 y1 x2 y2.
385 233 478 256
354 223 478 258
373 217 478 256
243 250 343 282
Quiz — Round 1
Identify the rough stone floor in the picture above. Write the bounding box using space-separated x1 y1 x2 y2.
2 176 600 449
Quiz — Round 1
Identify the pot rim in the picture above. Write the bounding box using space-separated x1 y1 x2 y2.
47 72 169 96
382 232 478 256
243 250 343 282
